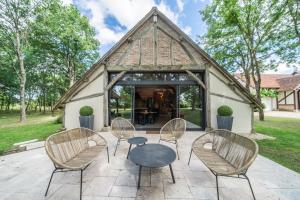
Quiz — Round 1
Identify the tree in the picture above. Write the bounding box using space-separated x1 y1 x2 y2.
201 0 289 120
200 7 252 91
0 0 42 122
31 0 99 88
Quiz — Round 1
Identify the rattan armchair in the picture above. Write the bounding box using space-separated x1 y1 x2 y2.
44 128 109 200
111 117 135 156
188 129 258 200
159 118 186 159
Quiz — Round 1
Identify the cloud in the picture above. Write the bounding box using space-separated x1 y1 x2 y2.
182 25 192 35
266 63 300 74
61 0 72 6
74 0 188 48
176 0 184 12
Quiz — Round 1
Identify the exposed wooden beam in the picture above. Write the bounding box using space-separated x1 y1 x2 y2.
179 42 197 65
294 91 296 110
67 92 104 103
153 14 158 66
103 66 108 126
250 104 255 133
115 26 153 66
105 71 127 91
115 39 135 66
186 70 206 90
170 39 173 65
209 71 250 103
157 25 197 65
210 92 250 104
107 64 206 71
205 67 211 130
71 71 104 99
157 25 180 42
139 39 142 65
278 91 294 104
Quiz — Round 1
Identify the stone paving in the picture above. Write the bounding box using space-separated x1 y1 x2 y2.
0 131 299 200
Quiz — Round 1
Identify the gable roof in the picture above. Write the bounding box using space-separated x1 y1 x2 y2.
235 73 290 89
54 7 262 109
277 74 300 91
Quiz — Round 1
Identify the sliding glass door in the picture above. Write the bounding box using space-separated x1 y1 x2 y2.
109 85 133 121
179 85 204 129
108 71 205 130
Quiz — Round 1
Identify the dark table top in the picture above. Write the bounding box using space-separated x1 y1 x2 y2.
129 144 176 168
128 137 148 145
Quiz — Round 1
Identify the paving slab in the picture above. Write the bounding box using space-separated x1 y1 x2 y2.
0 131 299 200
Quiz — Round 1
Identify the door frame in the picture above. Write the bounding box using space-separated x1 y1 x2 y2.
108 71 206 131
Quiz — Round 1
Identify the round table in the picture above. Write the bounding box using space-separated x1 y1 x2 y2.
129 143 176 188
127 137 148 159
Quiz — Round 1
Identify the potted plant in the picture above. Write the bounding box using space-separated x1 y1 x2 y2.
217 105 233 130
79 106 94 130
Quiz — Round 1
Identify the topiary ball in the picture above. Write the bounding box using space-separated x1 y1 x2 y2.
79 106 94 116
217 105 233 116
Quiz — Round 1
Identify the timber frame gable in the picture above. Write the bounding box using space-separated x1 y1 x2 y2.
54 7 262 110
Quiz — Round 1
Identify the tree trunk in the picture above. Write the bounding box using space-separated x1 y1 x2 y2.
288 1 300 45
244 70 251 92
68 59 75 88
43 90 46 114
16 31 26 122
252 52 264 121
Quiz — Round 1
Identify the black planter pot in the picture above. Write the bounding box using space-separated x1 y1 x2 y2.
217 115 233 130
79 115 94 130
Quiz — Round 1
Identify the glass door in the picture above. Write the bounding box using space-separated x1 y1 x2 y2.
109 85 133 122
179 85 204 129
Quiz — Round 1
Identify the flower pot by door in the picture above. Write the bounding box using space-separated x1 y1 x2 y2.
217 116 233 130
79 115 94 130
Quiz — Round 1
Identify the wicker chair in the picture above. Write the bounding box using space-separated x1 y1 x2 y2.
159 118 186 159
188 129 258 200
111 117 135 156
44 128 109 200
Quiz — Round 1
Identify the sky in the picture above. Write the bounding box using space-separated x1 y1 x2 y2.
63 0 295 74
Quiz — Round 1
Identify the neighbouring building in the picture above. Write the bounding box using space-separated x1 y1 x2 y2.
235 73 300 112
54 7 261 133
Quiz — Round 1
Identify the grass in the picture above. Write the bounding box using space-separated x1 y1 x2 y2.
180 108 202 126
0 111 62 155
254 116 300 173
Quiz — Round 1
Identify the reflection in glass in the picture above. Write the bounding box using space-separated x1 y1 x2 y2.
110 85 132 120
179 85 203 129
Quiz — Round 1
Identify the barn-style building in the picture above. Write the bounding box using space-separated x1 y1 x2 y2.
54 7 261 133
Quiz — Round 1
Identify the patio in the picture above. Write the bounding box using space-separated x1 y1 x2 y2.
0 131 299 200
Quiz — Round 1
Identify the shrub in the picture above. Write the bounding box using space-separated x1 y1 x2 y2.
217 105 233 116
79 106 94 116
55 115 63 124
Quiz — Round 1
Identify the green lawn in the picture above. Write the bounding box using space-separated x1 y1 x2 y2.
254 116 300 173
180 108 202 126
0 111 62 155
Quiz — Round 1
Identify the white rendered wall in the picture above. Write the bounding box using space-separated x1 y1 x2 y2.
209 68 252 133
64 66 105 131
64 96 104 131
278 90 295 104
262 97 276 111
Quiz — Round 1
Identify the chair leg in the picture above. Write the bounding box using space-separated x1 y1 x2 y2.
127 144 132 159
244 174 256 200
114 139 120 156
215 174 220 200
45 169 57 196
175 141 179 160
188 148 193 165
106 146 110 163
80 169 83 200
